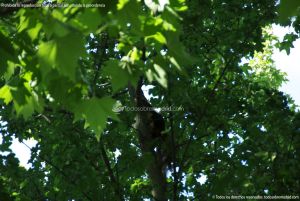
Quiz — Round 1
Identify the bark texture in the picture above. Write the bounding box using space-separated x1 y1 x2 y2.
129 78 167 201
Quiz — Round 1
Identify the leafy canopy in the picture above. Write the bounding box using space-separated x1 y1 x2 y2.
0 0 300 200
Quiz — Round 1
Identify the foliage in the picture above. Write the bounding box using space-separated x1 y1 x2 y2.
0 0 300 200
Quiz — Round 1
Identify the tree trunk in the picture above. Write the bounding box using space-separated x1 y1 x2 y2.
129 79 167 201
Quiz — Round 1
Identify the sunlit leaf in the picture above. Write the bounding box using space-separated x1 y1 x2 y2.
0 85 12 104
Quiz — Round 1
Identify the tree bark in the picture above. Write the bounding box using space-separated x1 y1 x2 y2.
128 80 167 201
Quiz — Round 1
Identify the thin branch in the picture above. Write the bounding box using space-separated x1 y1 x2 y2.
112 88 129 99
177 121 201 174
169 109 179 201
31 179 47 201
71 128 125 200
21 141 93 201
100 139 124 201
167 78 179 201
36 114 51 123
177 58 231 183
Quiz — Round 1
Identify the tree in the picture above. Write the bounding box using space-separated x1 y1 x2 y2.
0 0 299 200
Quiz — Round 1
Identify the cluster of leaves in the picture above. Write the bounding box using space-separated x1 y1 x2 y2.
0 0 190 138
0 0 300 200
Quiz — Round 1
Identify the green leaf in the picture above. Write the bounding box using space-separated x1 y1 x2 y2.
0 32 15 56
100 97 120 121
18 15 30 33
43 17 70 38
279 0 300 22
70 8 102 32
13 92 44 119
103 60 131 92
153 64 167 88
145 32 167 44
17 10 43 39
46 73 75 103
38 33 85 81
56 33 85 80
72 97 119 140
38 40 57 78
10 85 31 106
0 85 13 104
117 0 130 10
167 31 197 66
168 56 181 71
0 32 16 75
116 0 142 35
27 22 43 40
73 98 106 136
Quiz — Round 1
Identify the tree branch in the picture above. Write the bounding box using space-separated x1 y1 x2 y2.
169 109 179 201
21 141 93 201
177 58 231 184
167 78 179 201
100 139 124 201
